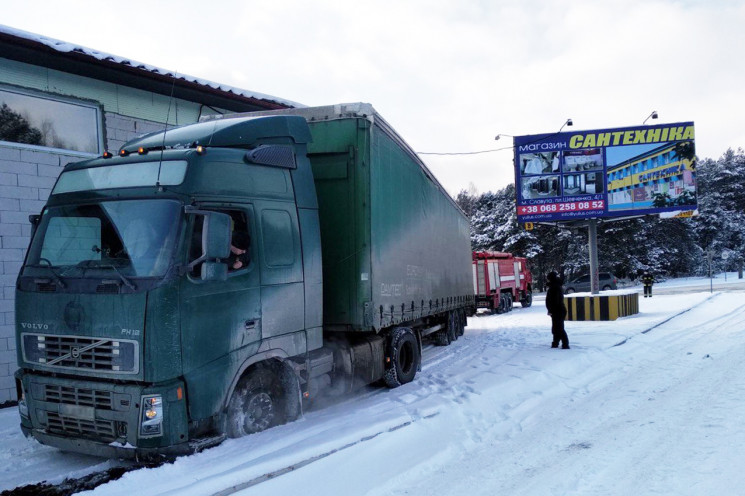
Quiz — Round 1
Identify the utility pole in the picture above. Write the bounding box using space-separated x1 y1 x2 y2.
588 219 599 294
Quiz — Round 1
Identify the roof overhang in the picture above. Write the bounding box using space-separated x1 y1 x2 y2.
0 25 300 112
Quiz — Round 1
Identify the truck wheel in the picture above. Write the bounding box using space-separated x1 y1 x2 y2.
226 367 286 438
384 327 420 388
521 291 533 307
495 296 504 314
456 309 466 336
434 329 450 346
447 312 458 342
506 294 513 312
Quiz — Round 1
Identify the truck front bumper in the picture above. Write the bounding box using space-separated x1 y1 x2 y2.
21 425 191 460
17 371 189 460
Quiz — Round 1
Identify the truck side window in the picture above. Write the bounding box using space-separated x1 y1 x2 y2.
188 209 251 277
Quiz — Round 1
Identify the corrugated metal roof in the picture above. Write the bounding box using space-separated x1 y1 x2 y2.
0 23 303 109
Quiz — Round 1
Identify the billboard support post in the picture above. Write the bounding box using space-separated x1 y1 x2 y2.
588 219 599 295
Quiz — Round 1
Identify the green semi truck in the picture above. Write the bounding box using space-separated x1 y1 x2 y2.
14 103 474 459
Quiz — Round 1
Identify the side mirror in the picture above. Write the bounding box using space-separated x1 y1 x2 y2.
185 208 231 281
203 211 231 260
201 261 228 282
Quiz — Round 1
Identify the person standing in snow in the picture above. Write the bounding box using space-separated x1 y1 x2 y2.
642 270 654 297
545 271 570 349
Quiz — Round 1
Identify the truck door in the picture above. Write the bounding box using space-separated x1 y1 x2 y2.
179 205 261 419
254 200 305 344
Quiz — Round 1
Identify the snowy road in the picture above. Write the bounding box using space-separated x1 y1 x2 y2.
1 288 744 495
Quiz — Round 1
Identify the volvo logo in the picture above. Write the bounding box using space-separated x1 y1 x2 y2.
71 347 81 359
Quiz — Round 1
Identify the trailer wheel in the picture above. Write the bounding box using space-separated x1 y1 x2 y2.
447 312 458 342
434 329 450 346
521 291 533 307
456 309 466 336
384 327 420 388
226 367 286 438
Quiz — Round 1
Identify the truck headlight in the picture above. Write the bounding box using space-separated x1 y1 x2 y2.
140 395 163 437
16 379 29 419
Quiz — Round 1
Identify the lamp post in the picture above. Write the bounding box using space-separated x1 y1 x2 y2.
643 111 658 125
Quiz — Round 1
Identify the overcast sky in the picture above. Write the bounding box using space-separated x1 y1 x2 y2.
3 0 744 195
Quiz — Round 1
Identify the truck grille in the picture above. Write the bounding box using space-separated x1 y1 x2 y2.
22 334 139 374
45 384 114 410
46 412 117 442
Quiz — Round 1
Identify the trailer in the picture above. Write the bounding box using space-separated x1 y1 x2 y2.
472 251 533 313
14 103 475 458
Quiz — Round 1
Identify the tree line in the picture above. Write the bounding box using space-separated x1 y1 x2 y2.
455 149 745 289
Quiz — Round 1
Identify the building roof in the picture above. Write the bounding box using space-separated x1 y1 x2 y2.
0 24 303 112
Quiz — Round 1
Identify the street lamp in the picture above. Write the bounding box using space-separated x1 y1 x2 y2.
643 111 658 125
558 118 573 132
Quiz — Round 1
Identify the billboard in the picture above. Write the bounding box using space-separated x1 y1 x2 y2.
514 122 696 223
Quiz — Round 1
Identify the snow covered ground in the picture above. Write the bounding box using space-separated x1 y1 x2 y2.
1 276 744 495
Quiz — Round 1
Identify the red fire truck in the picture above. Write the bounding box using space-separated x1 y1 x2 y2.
472 251 533 313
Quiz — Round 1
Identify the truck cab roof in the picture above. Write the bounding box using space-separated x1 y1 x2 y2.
119 114 312 154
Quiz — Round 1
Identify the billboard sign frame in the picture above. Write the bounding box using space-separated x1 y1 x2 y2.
513 122 696 223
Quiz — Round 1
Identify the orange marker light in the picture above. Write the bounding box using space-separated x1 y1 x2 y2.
177 387 183 400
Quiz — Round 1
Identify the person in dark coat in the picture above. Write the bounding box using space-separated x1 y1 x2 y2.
642 270 654 297
545 271 570 349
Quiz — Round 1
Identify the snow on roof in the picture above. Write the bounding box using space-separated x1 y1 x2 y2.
0 24 304 109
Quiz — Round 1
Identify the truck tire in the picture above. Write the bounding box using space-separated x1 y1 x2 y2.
384 327 420 388
226 367 286 438
434 329 450 346
521 291 533 307
456 309 465 337
506 294 513 312
448 311 458 342
495 296 504 314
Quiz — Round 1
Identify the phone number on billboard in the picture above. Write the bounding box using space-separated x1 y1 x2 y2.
518 200 605 215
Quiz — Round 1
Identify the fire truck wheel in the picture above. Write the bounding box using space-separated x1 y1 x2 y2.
521 291 533 307
506 294 513 311
226 367 286 438
384 327 420 387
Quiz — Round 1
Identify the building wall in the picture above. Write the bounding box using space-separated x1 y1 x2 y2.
0 57 229 404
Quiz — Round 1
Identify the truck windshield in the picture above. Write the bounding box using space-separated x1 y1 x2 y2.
24 199 181 278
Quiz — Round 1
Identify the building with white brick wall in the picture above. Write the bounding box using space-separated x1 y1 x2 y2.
0 25 299 404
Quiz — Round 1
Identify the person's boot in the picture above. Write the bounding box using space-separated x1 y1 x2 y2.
562 344 571 349
551 342 559 348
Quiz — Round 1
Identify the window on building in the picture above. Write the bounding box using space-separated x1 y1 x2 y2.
0 87 102 155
